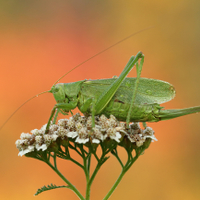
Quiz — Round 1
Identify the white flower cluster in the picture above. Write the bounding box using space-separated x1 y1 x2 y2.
15 113 157 156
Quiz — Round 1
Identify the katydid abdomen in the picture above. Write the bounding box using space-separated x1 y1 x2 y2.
83 100 162 122
77 77 172 122
77 77 200 122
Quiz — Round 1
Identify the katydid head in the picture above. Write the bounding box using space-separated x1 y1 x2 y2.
50 83 68 104
49 81 85 112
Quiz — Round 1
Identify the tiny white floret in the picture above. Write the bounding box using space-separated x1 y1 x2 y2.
36 143 48 151
75 137 89 144
92 138 100 144
18 145 35 156
67 131 78 139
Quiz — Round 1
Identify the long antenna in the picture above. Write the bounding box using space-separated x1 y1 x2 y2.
0 90 50 131
1 26 154 131
53 26 154 86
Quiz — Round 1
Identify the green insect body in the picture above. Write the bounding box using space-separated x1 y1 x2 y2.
53 79 168 122
45 51 200 133
78 78 174 122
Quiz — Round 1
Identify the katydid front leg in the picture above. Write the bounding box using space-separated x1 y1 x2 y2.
45 102 77 134
92 51 144 126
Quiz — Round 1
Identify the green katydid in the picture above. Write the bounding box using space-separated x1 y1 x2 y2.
44 51 200 133
1 31 200 133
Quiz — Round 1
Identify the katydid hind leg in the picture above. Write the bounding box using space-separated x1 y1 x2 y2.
94 51 144 116
126 55 144 127
159 106 200 121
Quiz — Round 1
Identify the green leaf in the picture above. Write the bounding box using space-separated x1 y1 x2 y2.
34 183 69 196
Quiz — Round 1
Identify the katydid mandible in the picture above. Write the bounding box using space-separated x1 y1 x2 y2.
44 51 200 133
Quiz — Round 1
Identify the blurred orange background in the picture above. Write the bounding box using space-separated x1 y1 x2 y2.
0 1 200 200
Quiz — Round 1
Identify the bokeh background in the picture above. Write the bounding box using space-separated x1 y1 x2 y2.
0 1 200 200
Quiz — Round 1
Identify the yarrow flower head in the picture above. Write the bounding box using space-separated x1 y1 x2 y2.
15 113 158 198
15 113 157 157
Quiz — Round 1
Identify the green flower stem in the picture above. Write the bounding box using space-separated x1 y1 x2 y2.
82 154 90 199
85 157 91 200
85 161 101 200
69 144 83 157
87 154 91 172
46 160 85 200
80 146 90 181
103 150 143 200
53 153 57 168
85 151 108 200
111 149 124 168
69 157 84 169
85 154 91 199
103 170 125 200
